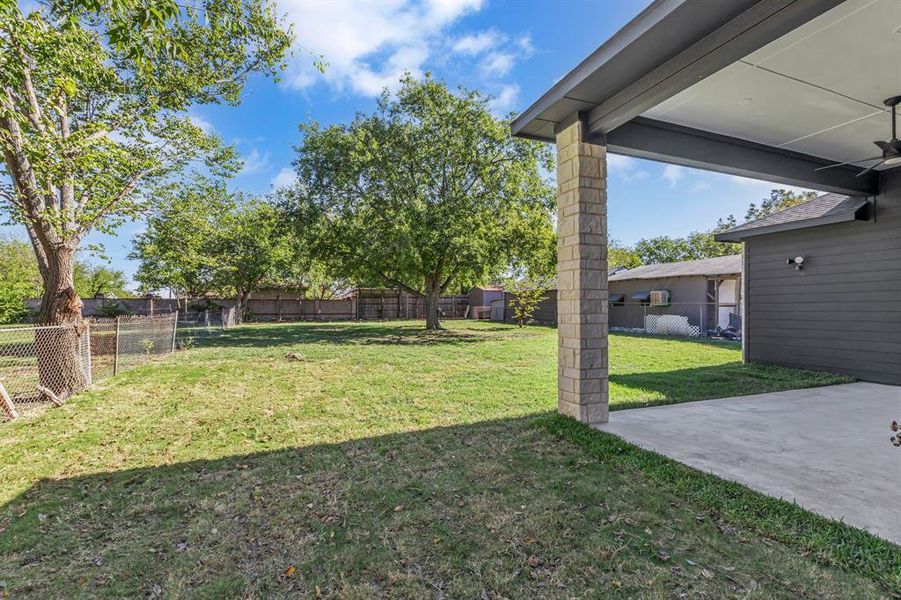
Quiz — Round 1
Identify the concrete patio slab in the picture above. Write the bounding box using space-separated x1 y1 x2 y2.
597 382 901 544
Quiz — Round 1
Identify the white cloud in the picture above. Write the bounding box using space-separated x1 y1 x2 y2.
479 51 515 77
728 175 814 196
239 149 270 176
488 84 519 115
452 30 500 55
279 0 484 96
188 112 215 135
271 167 297 190
691 180 712 192
516 34 534 55
607 153 650 182
662 164 685 188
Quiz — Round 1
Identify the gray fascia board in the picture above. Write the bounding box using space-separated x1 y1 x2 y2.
587 0 844 135
510 0 690 138
714 203 871 242
605 117 878 196
512 0 843 140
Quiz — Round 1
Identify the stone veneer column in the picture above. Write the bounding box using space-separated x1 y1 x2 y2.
555 115 609 425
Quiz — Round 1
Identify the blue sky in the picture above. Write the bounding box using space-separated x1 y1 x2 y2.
7 0 811 289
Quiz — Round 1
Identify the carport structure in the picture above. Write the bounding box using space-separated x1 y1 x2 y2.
513 0 900 424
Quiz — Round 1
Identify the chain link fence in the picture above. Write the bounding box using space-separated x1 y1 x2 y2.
609 302 741 339
0 313 197 422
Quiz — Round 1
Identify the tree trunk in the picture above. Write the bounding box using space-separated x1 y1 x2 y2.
424 277 441 330
236 288 250 324
34 244 88 400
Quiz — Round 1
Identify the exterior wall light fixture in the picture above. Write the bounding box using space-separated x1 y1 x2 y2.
786 256 805 270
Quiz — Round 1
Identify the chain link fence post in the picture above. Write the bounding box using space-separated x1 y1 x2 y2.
171 311 179 352
113 316 121 376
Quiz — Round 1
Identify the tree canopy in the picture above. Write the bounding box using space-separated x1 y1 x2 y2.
630 189 818 265
132 178 300 320
0 236 42 323
0 0 292 325
73 261 130 298
288 75 555 329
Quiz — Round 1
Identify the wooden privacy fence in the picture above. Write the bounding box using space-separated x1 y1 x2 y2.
32 293 471 323
353 292 469 321
247 298 355 321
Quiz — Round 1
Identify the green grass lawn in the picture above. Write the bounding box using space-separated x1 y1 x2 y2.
1 320 896 598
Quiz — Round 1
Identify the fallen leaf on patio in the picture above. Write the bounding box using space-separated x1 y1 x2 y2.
283 565 296 578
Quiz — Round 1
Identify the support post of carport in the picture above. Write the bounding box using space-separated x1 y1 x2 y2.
555 114 609 425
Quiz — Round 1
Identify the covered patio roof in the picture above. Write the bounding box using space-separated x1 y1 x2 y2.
512 0 901 196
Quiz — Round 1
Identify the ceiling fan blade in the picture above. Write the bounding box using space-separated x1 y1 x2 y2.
856 160 884 178
814 156 882 172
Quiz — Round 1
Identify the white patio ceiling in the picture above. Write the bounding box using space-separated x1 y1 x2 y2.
643 0 901 170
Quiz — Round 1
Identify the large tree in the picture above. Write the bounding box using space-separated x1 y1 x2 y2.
0 235 42 323
73 261 130 298
0 0 290 396
215 197 296 321
290 75 555 329
131 177 231 298
133 180 297 321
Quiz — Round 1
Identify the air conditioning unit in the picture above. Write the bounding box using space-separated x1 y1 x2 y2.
650 290 670 307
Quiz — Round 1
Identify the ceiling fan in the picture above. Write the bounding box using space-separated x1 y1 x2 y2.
815 95 901 177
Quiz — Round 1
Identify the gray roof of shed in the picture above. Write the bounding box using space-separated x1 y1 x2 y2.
609 254 741 281
715 193 870 242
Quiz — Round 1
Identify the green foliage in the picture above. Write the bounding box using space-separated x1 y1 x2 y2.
216 197 297 314
609 238 643 270
633 189 817 264
0 236 42 322
0 0 292 320
132 178 299 320
73 261 130 298
743 189 818 223
634 231 737 264
288 75 555 326
131 177 232 296
506 278 550 327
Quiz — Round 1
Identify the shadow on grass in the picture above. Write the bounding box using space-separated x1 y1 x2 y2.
1 414 896 598
201 321 520 349
610 363 853 409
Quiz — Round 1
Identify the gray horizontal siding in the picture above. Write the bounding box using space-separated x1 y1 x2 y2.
745 170 901 384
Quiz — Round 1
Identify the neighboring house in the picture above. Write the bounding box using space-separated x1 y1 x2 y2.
468 286 504 319
492 255 741 333
716 193 900 384
609 255 741 334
